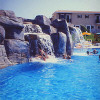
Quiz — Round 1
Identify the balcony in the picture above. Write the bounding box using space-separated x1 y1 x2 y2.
96 19 100 24
67 19 71 23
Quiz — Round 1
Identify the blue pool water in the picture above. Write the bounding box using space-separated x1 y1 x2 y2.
0 48 100 100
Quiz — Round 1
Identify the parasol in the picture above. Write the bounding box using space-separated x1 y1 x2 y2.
82 32 91 40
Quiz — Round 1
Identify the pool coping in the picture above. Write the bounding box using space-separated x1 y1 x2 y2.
74 46 100 49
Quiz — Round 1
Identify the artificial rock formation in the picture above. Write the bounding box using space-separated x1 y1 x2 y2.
33 15 51 26
25 33 54 57
4 39 29 64
52 19 73 56
0 10 24 40
25 33 39 56
33 15 57 34
23 24 42 33
0 25 5 44
0 45 12 69
37 33 54 56
51 32 67 56
0 11 24 28
0 10 30 68
0 10 74 68
40 25 57 34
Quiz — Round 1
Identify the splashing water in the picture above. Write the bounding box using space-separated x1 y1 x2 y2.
72 27 85 45
30 55 58 63
37 34 54 56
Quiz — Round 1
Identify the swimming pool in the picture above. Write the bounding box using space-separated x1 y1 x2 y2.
0 48 100 100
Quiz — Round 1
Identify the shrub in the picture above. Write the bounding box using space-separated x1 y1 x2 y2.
80 25 89 33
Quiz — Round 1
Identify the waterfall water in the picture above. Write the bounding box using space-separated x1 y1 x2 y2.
71 27 85 46
24 23 55 57
24 33 54 57
37 34 54 56
23 24 42 33
58 32 67 55
71 27 92 48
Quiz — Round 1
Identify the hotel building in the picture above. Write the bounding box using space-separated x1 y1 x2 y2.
52 10 100 33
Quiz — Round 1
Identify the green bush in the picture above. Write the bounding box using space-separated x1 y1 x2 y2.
80 25 89 33
83 33 95 41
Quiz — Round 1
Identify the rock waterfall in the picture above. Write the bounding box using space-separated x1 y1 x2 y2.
0 10 76 68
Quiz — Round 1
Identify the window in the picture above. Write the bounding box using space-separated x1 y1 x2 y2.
96 16 100 23
75 25 80 28
98 26 100 29
86 25 92 32
59 14 65 19
85 15 89 18
91 26 94 29
66 15 71 23
77 15 82 18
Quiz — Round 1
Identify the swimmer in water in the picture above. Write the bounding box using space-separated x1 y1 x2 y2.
67 55 71 59
67 55 73 62
87 51 89 55
63 54 67 59
93 49 98 54
38 49 49 61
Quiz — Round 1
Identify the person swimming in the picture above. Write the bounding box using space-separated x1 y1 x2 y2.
87 49 98 55
38 49 49 61
62 54 73 62
87 51 89 55
62 54 71 59
67 55 71 59
67 55 73 62
63 54 67 59
37 44 49 61
93 49 98 54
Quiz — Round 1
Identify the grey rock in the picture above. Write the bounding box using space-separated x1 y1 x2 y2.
52 19 68 33
52 19 73 55
51 33 59 55
23 18 34 23
0 16 24 28
17 17 24 23
32 24 42 33
0 45 12 69
33 15 51 26
0 10 23 28
0 10 23 23
51 32 67 56
4 57 12 65
23 24 42 33
33 15 57 34
0 10 24 40
4 39 30 64
25 34 39 56
69 26 75 34
5 27 24 40
0 25 5 44
50 26 57 34
0 45 7 57
25 33 54 56
40 25 57 34
0 10 16 18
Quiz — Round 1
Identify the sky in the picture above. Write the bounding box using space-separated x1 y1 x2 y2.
0 0 100 19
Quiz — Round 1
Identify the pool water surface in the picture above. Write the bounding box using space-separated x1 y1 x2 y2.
0 48 100 100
